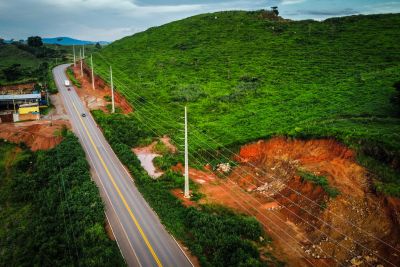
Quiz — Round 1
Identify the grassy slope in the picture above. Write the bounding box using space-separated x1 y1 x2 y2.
92 12 400 192
0 44 41 69
0 43 72 86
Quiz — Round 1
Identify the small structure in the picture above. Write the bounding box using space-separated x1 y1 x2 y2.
0 83 45 122
19 103 40 114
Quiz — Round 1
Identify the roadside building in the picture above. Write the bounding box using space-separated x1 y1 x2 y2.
0 83 47 122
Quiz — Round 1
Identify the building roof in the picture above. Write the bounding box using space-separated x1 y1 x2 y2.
0 94 41 101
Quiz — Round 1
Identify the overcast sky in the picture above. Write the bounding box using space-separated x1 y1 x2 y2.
1 0 400 42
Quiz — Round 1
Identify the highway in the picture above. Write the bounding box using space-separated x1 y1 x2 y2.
53 64 193 267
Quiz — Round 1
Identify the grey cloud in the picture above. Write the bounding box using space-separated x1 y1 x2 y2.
299 8 358 16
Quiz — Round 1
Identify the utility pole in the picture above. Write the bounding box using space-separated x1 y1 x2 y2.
80 48 83 77
91 54 95 90
73 45 76 67
110 66 115 113
184 106 190 198
83 44 85 58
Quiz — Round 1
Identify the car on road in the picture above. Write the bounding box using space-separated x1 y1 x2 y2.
67 88 71 91
81 113 86 117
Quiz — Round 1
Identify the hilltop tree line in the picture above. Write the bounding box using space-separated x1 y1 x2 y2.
0 35 68 90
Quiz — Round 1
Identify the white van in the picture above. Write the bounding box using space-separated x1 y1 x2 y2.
64 80 70 86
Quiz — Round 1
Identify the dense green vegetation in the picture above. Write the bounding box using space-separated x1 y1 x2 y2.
0 40 70 89
91 11 400 196
92 110 272 266
66 66 82 88
0 136 125 266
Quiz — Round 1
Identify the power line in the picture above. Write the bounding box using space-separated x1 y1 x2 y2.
108 76 399 265
121 102 377 265
90 53 400 264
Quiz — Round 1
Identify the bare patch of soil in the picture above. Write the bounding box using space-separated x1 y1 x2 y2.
133 136 178 178
174 137 400 266
0 83 35 93
70 64 133 114
171 188 197 207
104 220 116 241
0 120 70 151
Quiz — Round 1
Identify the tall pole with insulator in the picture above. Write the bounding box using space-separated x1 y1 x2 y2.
184 106 190 198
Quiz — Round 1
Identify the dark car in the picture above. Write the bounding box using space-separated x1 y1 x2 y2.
67 88 71 91
81 113 86 117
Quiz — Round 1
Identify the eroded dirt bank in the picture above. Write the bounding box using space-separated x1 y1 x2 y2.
192 138 400 266
71 64 133 114
0 120 70 150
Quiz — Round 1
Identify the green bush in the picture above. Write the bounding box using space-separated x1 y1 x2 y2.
66 67 81 88
298 171 340 198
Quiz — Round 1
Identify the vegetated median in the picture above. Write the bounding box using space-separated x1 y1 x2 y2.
91 11 400 197
0 133 125 266
92 109 277 266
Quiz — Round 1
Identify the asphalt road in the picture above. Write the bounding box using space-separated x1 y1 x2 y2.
53 64 193 267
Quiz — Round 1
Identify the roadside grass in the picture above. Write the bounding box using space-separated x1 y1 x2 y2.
66 66 81 88
90 11 400 197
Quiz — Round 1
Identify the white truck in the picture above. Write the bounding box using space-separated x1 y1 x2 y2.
64 80 70 86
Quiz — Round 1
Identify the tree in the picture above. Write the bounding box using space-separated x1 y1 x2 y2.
391 81 400 114
0 38 4 45
3 64 23 81
271 6 279 16
27 36 43 47
95 42 102 49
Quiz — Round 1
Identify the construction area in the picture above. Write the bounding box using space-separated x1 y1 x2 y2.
0 83 49 123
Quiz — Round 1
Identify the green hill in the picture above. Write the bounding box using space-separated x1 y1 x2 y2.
0 42 70 86
91 11 400 195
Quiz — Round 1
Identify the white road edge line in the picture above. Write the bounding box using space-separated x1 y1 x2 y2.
55 68 142 267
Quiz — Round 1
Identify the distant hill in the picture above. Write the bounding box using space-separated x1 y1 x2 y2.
42 37 110 46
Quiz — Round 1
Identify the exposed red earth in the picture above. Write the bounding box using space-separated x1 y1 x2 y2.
172 138 400 266
0 120 70 151
71 64 133 114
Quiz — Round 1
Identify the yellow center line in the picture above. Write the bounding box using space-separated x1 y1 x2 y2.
71 102 163 267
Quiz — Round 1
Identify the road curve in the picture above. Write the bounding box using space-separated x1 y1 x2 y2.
53 64 193 267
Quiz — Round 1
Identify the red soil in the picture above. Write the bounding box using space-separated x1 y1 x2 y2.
71 63 133 114
0 120 70 151
0 82 35 92
171 188 197 207
175 137 400 266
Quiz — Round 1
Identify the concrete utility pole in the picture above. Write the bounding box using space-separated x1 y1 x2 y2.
80 49 83 77
184 106 190 198
73 45 76 67
91 54 95 90
110 66 115 113
82 44 85 58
